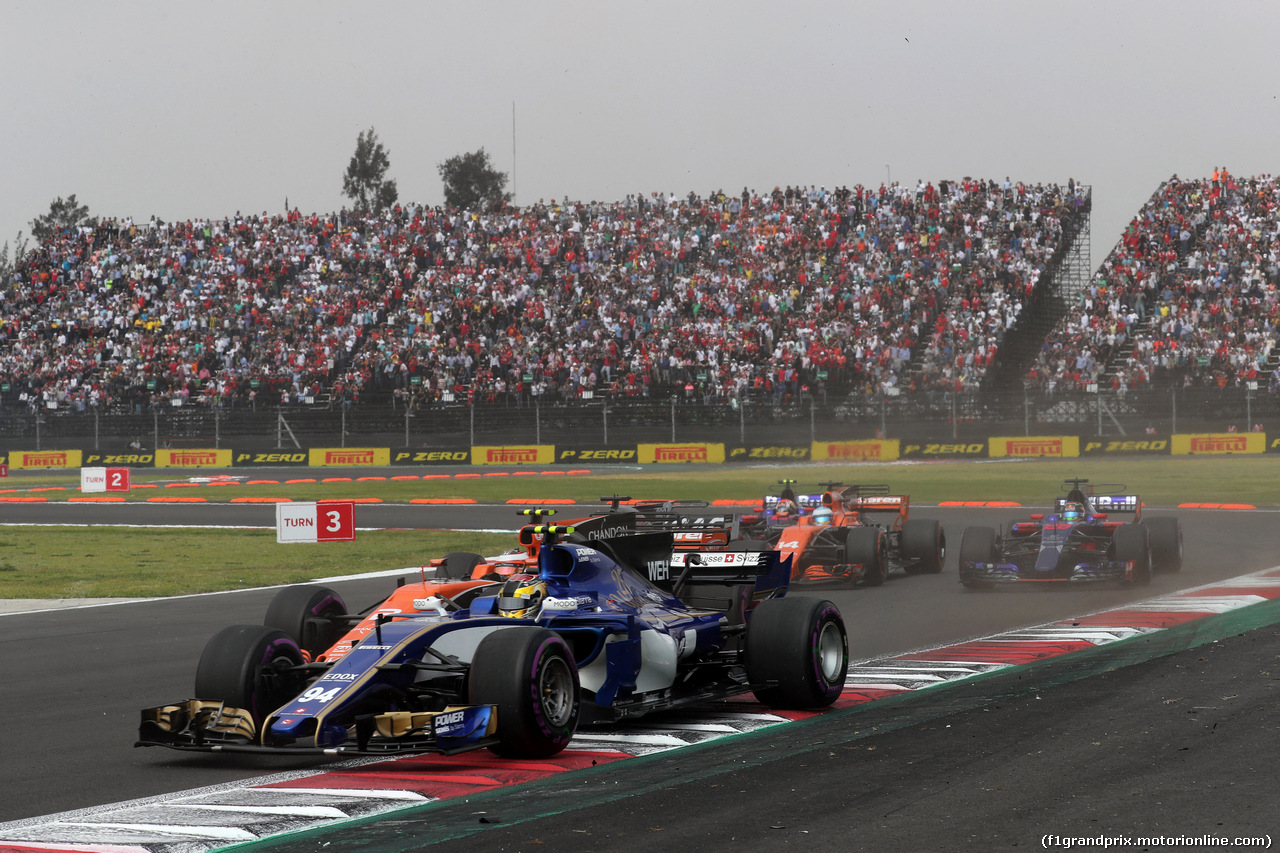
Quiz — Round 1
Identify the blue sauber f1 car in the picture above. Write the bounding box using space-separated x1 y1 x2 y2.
138 514 849 760
957 478 1183 589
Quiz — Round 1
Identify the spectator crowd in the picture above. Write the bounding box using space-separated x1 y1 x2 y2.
3 177 1095 414
1026 169 1280 394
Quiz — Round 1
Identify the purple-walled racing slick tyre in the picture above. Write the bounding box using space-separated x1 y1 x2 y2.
264 585 348 658
194 625 308 726
746 596 848 708
469 627 580 758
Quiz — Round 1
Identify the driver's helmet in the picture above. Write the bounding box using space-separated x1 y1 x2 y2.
1062 501 1086 523
497 574 547 618
774 498 797 519
812 506 834 526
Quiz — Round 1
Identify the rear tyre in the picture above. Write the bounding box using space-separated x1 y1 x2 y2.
1113 524 1152 586
194 625 307 726
901 518 946 575
958 526 998 589
468 627 580 758
747 597 848 708
1144 517 1183 573
436 551 485 580
845 526 886 586
264 585 348 659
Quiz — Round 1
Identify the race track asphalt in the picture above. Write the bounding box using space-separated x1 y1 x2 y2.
286 613 1276 853
1 499 1278 851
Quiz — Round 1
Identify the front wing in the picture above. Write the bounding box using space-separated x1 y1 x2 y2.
959 556 1140 585
137 700 500 756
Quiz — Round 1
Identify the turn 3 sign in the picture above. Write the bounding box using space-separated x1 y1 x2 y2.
276 501 356 543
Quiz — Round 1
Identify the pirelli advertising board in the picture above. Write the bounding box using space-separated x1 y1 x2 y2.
899 441 988 459
556 446 638 464
7 449 84 469
155 448 234 468
810 440 899 462
232 451 310 467
472 445 556 465
1172 433 1266 455
637 443 726 464
1081 438 1170 455
726 445 811 462
83 452 154 467
989 436 1079 458
308 447 393 467
392 448 472 465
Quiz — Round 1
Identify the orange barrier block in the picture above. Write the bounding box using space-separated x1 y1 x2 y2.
321 497 382 504
69 496 127 503
984 501 1023 507
712 499 756 506
206 481 241 487
231 497 291 503
132 483 159 489
566 470 592 475
540 471 565 477
454 473 481 479
421 475 450 480
0 497 48 502
286 478 317 484
322 477 354 483
512 471 539 476
246 479 281 485
164 483 201 488
483 472 510 477
357 476 387 481
147 497 207 503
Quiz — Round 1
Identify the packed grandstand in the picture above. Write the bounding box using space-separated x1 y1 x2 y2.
2 172 1277 416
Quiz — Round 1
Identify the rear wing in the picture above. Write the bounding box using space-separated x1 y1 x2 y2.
841 494 909 514
1055 495 1141 516
764 493 825 511
662 548 792 600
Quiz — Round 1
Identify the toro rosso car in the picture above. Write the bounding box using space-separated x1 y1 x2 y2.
958 479 1184 589
752 481 945 586
138 513 848 761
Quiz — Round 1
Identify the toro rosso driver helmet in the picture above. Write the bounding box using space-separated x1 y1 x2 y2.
1062 501 1086 523
497 574 547 618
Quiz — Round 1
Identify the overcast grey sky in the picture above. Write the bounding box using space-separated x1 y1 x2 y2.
3 1 1277 266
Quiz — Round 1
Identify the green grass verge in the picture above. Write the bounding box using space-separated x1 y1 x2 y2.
0 528 513 599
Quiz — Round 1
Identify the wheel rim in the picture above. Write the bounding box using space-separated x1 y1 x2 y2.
538 655 575 727
816 620 845 684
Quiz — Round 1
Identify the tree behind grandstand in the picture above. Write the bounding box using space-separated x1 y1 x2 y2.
438 148 512 211
342 127 399 214
30 195 95 243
